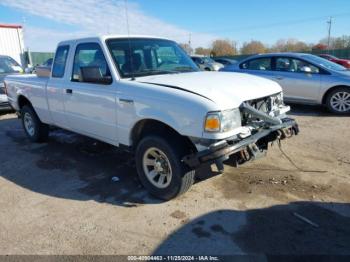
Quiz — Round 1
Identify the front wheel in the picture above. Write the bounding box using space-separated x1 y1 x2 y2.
326 87 350 114
135 136 195 200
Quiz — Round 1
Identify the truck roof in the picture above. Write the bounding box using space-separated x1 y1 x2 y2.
58 35 172 46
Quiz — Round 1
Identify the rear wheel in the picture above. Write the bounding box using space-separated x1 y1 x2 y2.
135 135 195 200
326 87 350 114
21 105 49 142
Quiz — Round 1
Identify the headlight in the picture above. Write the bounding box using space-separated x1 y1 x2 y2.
204 109 241 133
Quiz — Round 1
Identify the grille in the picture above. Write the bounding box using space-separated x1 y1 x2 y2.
241 93 284 125
246 93 283 114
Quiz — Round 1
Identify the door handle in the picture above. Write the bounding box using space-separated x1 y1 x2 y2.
119 98 134 104
275 76 284 80
66 89 73 94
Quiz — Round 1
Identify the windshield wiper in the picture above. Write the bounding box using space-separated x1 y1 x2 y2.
137 69 181 76
173 66 196 72
125 68 196 78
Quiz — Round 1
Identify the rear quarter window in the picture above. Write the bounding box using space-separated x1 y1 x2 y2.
52 45 70 78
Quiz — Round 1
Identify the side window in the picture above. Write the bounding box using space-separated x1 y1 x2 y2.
240 58 271 71
275 57 292 72
72 43 112 84
292 58 320 74
52 45 69 78
276 57 319 74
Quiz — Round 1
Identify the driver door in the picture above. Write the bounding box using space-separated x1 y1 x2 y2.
63 42 118 144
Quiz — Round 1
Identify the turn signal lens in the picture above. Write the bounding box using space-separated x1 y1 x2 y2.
204 114 220 132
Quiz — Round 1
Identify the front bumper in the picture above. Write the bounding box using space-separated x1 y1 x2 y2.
183 118 299 170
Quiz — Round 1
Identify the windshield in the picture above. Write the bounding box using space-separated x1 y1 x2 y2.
106 38 199 78
0 56 21 74
302 54 347 71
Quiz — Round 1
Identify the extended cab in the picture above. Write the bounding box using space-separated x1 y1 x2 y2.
4 35 298 200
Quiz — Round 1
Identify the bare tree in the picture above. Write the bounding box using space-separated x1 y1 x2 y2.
240 40 266 55
195 47 212 56
179 43 193 55
211 39 237 56
312 43 328 51
269 38 311 52
319 35 350 49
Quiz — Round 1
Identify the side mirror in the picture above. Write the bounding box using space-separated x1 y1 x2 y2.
300 66 312 73
35 66 51 77
80 66 112 84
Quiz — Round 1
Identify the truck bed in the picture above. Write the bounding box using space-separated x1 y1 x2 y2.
5 74 50 121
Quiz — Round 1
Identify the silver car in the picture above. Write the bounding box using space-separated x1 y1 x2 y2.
221 53 350 114
191 56 224 71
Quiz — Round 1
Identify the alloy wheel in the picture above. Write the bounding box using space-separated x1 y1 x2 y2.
330 91 350 113
142 147 172 189
23 112 35 136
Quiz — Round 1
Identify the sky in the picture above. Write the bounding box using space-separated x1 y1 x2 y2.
0 0 350 52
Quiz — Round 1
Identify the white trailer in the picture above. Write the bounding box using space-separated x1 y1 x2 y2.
0 24 26 67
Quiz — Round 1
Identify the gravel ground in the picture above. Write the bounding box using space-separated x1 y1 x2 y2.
0 104 349 256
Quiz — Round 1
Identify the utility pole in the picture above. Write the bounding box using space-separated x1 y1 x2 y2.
188 33 192 55
327 17 332 52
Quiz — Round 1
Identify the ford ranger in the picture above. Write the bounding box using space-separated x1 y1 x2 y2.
4 35 298 200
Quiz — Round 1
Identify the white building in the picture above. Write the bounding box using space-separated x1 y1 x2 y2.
0 24 26 67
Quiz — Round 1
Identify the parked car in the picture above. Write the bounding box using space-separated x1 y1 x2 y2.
318 54 350 69
0 55 22 111
191 55 224 71
5 36 298 199
213 57 237 66
221 53 350 114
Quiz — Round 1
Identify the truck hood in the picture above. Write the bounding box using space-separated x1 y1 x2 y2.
136 71 282 109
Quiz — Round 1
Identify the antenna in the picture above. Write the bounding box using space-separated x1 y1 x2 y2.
124 0 135 80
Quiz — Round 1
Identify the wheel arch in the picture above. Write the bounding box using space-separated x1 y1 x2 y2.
17 95 33 110
322 85 350 104
130 118 196 153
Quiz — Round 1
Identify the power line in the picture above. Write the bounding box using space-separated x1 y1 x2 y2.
168 12 350 38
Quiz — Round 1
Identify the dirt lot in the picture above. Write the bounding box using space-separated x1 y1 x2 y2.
0 105 349 256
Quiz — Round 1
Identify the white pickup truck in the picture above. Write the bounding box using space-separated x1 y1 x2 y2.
4 35 298 200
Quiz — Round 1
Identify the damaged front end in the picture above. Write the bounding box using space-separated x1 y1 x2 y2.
183 93 299 171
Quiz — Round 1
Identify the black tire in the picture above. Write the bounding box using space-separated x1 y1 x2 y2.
204 67 211 71
325 87 350 114
21 105 49 142
135 135 195 200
